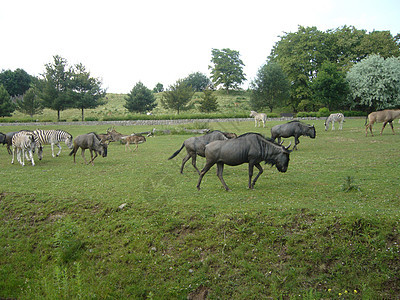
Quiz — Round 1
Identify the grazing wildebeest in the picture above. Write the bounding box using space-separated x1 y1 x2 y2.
5 132 19 154
365 109 400 136
168 130 237 174
325 113 344 131
11 131 36 166
196 133 291 191
69 133 108 165
271 121 316 150
121 134 146 152
0 132 5 144
33 129 73 160
250 111 267 127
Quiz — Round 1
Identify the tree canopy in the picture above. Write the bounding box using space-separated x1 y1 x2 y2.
124 82 157 113
161 79 194 114
347 55 400 110
250 62 289 112
183 72 211 92
16 88 43 117
0 84 15 117
209 48 246 93
0 68 33 97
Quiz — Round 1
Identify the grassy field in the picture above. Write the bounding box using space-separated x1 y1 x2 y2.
0 118 399 299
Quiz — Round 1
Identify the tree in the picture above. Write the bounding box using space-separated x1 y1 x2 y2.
70 63 106 121
209 48 246 93
183 72 211 92
347 55 400 110
0 68 33 97
16 88 43 117
38 55 74 121
311 61 350 110
0 84 15 117
161 79 194 114
124 81 157 113
198 89 218 113
153 83 164 93
250 62 289 112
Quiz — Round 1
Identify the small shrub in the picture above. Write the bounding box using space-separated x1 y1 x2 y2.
342 176 360 192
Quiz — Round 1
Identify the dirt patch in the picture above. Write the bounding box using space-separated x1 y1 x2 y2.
187 285 209 300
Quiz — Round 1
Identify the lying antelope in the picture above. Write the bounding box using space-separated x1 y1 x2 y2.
365 109 400 136
121 134 146 152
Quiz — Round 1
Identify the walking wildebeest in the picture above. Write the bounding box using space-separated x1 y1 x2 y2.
69 133 108 165
196 133 291 191
121 134 146 152
365 109 400 136
325 113 344 131
250 111 267 127
271 121 316 150
168 130 237 174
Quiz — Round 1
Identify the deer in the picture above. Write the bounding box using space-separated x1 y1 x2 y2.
121 134 146 152
365 109 400 136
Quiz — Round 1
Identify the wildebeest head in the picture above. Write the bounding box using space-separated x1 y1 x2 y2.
99 142 108 157
307 125 316 139
271 143 291 173
0 132 6 144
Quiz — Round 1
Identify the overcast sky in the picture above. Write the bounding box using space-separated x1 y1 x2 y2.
1 0 399 93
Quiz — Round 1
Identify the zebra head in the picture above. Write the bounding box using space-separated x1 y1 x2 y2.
65 134 73 149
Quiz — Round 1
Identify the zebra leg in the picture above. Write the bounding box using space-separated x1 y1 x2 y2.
332 121 335 130
11 146 16 164
28 149 35 166
55 142 62 157
339 121 343 130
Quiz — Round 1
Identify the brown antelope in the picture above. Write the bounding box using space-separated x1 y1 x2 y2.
121 134 146 152
365 109 400 136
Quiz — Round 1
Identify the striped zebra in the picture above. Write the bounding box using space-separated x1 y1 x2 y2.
11 131 36 166
250 111 267 127
324 113 344 131
33 129 73 160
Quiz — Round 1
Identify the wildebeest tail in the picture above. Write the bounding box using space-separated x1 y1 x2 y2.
168 143 185 160
69 148 75 156
364 115 369 126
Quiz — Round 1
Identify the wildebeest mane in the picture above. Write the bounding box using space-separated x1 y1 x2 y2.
86 132 102 142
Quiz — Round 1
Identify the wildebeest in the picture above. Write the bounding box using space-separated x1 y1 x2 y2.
121 134 146 152
324 113 344 131
69 133 108 165
250 111 267 127
271 121 316 150
168 130 237 174
5 131 19 154
365 109 400 136
11 131 36 166
196 133 291 191
0 132 5 145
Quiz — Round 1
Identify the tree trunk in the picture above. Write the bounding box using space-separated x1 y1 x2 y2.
81 108 84 121
57 110 60 121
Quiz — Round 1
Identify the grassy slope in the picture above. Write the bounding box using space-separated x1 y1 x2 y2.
0 119 399 299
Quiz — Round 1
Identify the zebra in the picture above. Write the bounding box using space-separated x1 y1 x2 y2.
250 111 267 127
33 129 73 160
11 131 36 166
324 113 344 131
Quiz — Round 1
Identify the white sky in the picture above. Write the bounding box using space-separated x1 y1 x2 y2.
1 0 399 93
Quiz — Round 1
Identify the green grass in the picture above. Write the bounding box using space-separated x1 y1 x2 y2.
0 119 399 299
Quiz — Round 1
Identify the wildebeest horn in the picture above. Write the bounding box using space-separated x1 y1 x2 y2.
284 142 291 150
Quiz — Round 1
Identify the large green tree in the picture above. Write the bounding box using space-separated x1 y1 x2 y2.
250 61 289 112
311 61 350 110
70 63 106 121
183 72 211 92
0 84 15 117
124 81 157 113
161 79 194 114
198 89 218 113
270 25 400 111
38 55 74 121
16 88 43 117
209 48 246 93
0 68 33 97
347 55 400 110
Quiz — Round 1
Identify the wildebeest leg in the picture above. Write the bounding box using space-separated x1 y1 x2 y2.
180 154 192 174
277 137 281 144
88 150 98 165
216 162 230 191
196 161 215 190
191 155 201 174
380 122 388 135
250 163 263 189
389 121 395 134
294 137 299 150
81 149 88 164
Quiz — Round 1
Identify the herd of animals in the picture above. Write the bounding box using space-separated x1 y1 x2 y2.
1 109 399 190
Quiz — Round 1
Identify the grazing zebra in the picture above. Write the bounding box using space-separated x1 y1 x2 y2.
250 111 267 127
11 131 36 166
324 113 344 131
33 129 73 160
